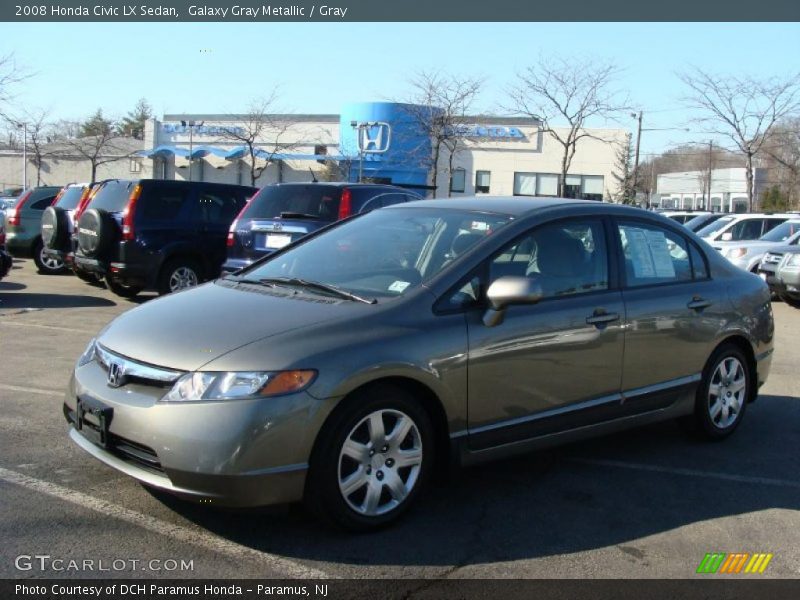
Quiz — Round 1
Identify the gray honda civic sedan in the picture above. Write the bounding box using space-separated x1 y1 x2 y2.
65 198 774 530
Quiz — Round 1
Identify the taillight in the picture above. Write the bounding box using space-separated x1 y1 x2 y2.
338 188 352 220
73 186 94 222
227 194 254 247
7 190 32 226
121 184 142 241
51 188 66 206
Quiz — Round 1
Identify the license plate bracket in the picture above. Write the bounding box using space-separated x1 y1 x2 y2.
75 396 113 448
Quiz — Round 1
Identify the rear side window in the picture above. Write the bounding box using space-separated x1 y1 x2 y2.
242 185 342 221
197 189 245 224
55 187 86 210
31 195 57 210
617 221 693 287
728 219 765 241
137 186 189 221
90 181 136 213
690 243 709 279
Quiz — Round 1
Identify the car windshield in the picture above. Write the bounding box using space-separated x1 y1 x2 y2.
56 186 86 210
684 214 716 230
236 207 514 300
242 185 343 221
759 220 800 242
696 215 736 237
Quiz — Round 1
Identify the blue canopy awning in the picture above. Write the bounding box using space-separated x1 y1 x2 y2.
138 145 349 162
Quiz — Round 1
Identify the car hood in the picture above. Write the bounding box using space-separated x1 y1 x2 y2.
713 240 782 251
97 280 355 371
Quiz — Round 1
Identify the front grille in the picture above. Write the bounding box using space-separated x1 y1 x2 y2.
95 344 184 388
109 433 164 473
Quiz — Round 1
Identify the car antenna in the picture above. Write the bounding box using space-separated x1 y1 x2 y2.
309 167 318 183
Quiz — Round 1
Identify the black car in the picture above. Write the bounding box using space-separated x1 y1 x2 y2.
72 179 257 297
222 182 421 274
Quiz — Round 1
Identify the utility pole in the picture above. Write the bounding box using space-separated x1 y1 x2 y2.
631 111 643 193
706 140 713 210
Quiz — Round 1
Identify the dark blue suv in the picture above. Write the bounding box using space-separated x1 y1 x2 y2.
222 182 422 274
73 179 257 297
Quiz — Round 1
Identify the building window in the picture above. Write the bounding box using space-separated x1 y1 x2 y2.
450 168 466 193
475 170 491 194
314 144 327 164
581 175 604 201
129 159 142 173
513 172 536 196
513 172 560 196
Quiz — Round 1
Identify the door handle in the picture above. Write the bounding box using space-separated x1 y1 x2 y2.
586 311 620 326
687 296 713 311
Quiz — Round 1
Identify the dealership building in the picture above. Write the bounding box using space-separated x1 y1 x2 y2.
0 102 627 200
655 167 769 212
136 102 627 200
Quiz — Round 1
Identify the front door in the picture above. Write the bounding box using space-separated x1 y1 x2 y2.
465 217 626 450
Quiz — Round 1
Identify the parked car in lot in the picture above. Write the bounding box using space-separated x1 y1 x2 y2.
65 197 773 530
222 182 422 274
41 183 90 268
714 219 800 273
661 210 711 225
683 212 729 233
695 213 791 244
771 247 800 308
73 179 257 297
4 186 65 273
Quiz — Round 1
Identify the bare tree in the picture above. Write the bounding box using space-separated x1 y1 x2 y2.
399 71 482 197
218 95 298 187
680 68 800 211
58 111 135 183
0 53 28 114
509 55 629 196
761 117 800 208
22 109 53 186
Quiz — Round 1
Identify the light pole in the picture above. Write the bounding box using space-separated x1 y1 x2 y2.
181 120 204 182
15 121 28 189
630 112 689 204
350 121 382 183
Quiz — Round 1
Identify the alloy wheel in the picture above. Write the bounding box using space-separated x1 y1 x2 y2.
39 246 64 272
337 409 423 516
168 267 198 292
708 356 747 429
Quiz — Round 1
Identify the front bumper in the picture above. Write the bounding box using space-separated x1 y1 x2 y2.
64 359 328 507
774 267 800 298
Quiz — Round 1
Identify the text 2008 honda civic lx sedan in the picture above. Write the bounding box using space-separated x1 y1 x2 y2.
65 198 774 530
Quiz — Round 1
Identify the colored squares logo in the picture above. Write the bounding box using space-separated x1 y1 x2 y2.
697 553 773 574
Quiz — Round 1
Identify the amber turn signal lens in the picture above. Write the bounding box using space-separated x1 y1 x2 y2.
260 370 317 396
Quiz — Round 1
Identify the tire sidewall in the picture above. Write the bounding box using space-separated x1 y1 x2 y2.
157 258 201 295
694 344 751 440
307 385 435 531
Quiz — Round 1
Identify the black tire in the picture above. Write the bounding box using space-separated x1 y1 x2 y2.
682 343 752 441
32 239 67 274
106 276 143 298
781 294 800 309
77 208 117 258
304 383 434 532
157 257 202 295
41 206 70 250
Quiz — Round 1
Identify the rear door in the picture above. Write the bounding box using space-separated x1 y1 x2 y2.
195 186 248 271
615 218 726 409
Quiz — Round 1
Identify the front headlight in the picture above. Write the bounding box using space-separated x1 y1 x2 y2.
76 338 96 367
162 370 316 402
724 247 747 259
785 253 800 268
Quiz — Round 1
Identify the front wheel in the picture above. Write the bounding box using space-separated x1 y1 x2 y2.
158 258 201 295
683 343 751 440
33 240 66 274
305 385 434 531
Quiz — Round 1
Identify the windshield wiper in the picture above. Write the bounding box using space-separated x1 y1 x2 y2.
279 212 320 219
259 277 376 304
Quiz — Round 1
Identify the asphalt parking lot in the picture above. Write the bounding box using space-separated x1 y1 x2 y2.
1 258 799 580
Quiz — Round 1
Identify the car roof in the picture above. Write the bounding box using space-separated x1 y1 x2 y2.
268 181 409 189
396 196 645 218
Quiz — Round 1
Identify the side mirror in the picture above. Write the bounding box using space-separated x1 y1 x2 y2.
720 232 733 241
483 276 543 327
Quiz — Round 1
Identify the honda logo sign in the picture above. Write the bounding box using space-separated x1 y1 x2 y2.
358 122 392 154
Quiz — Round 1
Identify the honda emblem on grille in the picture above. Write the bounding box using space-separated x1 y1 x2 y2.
273 223 282 231
107 362 125 388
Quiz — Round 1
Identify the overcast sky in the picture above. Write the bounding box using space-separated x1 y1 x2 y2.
3 22 799 155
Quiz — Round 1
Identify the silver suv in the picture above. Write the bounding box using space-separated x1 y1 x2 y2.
697 213 792 244
715 219 800 273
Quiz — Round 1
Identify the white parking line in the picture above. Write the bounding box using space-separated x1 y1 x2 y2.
0 383 63 397
0 466 330 579
570 458 800 490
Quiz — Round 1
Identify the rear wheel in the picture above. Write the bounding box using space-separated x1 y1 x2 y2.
157 258 201 295
683 343 751 440
106 276 143 298
305 384 434 531
33 240 66 274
